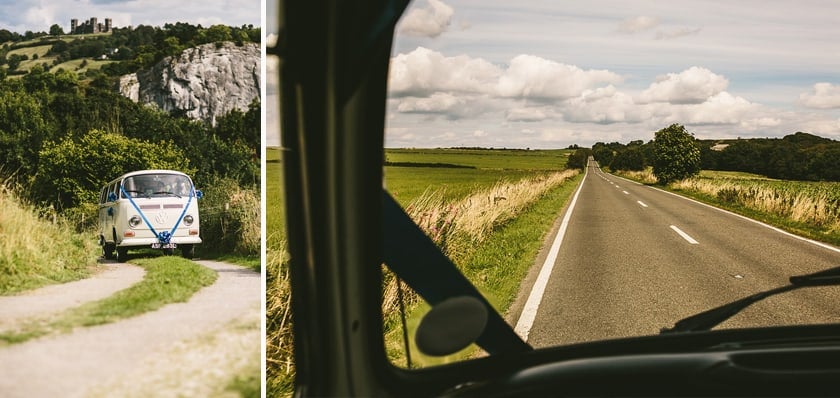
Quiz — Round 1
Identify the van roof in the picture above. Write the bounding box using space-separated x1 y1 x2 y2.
110 169 191 182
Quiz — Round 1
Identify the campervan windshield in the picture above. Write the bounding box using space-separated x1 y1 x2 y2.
122 174 193 198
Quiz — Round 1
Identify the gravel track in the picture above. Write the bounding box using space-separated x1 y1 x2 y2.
0 260 260 398
0 262 145 330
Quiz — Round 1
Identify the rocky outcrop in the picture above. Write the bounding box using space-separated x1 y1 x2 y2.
118 42 260 126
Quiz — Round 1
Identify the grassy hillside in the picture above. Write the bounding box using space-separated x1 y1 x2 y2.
3 37 109 76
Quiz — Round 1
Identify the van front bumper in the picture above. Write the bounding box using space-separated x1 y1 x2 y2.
117 236 202 247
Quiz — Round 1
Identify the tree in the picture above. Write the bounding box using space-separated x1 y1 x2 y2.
566 148 592 170
49 24 65 36
204 25 233 43
652 124 701 184
32 129 193 211
611 147 646 171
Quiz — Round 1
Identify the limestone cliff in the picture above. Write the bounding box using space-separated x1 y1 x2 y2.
118 42 260 126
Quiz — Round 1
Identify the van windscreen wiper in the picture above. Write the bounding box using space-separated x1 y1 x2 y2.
661 266 840 334
123 189 150 198
153 191 182 198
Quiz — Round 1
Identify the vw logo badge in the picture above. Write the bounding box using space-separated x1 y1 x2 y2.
155 212 168 225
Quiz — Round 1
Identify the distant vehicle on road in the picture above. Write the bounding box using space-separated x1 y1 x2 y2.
98 170 202 262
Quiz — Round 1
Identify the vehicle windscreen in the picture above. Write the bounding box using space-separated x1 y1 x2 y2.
122 174 192 198
374 0 840 368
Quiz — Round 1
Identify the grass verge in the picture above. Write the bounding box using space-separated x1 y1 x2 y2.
0 256 217 345
612 169 840 247
383 172 583 367
0 186 99 295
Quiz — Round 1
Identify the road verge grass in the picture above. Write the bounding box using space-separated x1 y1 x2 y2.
0 256 217 345
0 186 99 295
383 171 583 367
612 169 840 247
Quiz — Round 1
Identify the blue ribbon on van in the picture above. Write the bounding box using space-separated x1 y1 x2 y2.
119 184 195 244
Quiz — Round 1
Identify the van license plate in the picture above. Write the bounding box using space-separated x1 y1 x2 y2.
152 243 177 249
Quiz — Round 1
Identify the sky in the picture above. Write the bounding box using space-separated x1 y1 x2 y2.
0 0 260 35
267 0 840 148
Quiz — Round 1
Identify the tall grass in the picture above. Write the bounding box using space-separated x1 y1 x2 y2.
266 244 294 397
381 170 580 331
671 178 840 235
199 178 260 257
613 167 840 244
0 184 99 295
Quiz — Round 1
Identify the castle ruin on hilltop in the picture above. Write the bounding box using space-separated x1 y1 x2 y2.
70 17 113 34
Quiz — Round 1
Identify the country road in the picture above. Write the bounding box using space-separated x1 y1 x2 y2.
0 260 260 398
512 160 840 348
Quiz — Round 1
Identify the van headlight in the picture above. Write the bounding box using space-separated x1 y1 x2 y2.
183 215 194 226
129 216 142 228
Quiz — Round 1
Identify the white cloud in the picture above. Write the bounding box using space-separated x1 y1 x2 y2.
655 27 702 40
561 85 644 124
658 92 760 126
397 0 455 38
617 16 660 34
799 83 840 109
639 67 729 104
497 55 622 100
388 47 500 97
506 107 551 122
395 92 465 113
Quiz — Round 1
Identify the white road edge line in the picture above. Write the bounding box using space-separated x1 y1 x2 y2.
514 164 588 342
670 225 699 244
607 172 840 254
637 200 648 208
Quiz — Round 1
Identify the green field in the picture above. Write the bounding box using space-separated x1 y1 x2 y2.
386 148 569 170
3 34 116 75
266 147 573 241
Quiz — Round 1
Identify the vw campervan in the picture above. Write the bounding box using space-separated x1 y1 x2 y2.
98 170 202 262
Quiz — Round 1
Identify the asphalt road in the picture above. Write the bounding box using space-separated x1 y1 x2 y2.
518 161 840 348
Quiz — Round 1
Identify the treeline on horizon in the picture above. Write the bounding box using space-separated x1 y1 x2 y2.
587 131 840 182
0 22 260 78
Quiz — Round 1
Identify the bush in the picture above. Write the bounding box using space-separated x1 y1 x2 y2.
566 148 592 170
198 177 259 256
31 129 193 220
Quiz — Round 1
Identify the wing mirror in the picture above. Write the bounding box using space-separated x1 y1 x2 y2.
195 190 204 199
415 296 488 357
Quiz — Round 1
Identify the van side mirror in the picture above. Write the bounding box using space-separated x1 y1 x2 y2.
108 192 118 202
195 190 204 199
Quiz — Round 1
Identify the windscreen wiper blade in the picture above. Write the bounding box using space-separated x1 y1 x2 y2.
662 266 840 334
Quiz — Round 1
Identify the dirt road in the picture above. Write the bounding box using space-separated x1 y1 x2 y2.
0 260 260 398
